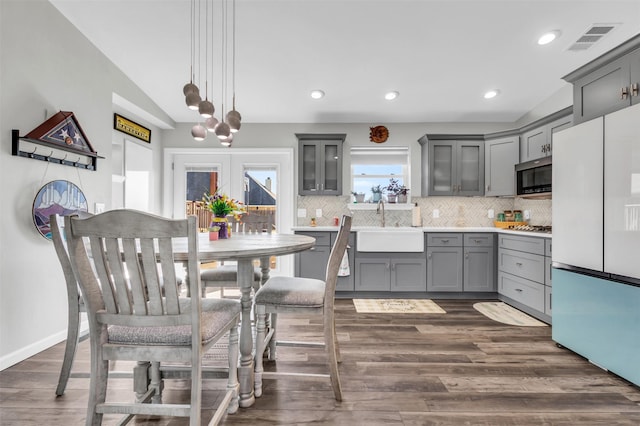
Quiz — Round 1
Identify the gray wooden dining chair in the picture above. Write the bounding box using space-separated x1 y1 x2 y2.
65 210 240 426
50 212 92 396
253 214 352 401
200 213 274 298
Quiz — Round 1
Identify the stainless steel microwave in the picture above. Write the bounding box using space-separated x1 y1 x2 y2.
515 156 552 198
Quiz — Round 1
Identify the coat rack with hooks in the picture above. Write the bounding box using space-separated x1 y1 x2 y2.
11 111 103 171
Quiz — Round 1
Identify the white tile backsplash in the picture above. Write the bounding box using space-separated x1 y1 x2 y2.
296 196 552 227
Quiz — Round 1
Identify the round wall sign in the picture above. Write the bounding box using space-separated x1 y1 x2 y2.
32 180 88 240
369 125 389 143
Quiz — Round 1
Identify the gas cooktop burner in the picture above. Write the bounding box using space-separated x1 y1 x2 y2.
509 225 552 233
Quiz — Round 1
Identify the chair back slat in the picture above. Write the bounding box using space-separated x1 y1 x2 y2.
123 237 149 315
158 236 182 315
105 236 133 314
139 238 164 315
324 215 352 302
87 236 119 313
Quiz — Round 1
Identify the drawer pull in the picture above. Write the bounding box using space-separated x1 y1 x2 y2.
516 262 523 267
515 288 523 292
441 239 450 243
474 239 482 243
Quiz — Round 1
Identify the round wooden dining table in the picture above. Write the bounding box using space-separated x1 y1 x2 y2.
173 232 315 408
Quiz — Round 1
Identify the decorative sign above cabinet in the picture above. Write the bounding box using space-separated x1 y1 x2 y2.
369 125 389 143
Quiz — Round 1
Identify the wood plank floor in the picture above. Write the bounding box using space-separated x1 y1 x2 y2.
1 299 639 425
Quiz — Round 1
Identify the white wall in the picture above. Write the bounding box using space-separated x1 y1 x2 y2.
0 0 172 369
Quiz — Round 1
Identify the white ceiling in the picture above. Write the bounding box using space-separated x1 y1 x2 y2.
50 0 640 126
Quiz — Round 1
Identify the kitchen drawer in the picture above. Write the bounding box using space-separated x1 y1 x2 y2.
498 234 545 256
295 231 331 246
498 248 545 284
427 233 463 247
498 271 545 312
545 239 552 257
545 256 552 286
464 233 495 247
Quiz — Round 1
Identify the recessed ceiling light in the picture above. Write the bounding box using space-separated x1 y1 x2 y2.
484 89 500 99
310 90 325 99
385 91 399 100
538 30 560 45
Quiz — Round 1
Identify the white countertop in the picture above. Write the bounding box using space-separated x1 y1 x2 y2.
291 226 552 238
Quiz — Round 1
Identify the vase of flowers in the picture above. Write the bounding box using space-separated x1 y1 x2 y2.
203 190 245 239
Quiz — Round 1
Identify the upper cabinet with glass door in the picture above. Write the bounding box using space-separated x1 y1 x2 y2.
418 136 485 196
297 133 346 195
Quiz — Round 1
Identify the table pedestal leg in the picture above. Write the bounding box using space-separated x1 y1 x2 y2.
237 259 255 408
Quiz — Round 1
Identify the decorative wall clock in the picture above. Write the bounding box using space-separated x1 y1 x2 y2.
369 125 389 143
32 180 88 240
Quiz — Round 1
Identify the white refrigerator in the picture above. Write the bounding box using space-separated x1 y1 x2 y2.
553 102 640 282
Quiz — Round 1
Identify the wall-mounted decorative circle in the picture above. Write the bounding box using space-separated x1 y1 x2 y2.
369 125 389 143
32 180 88 240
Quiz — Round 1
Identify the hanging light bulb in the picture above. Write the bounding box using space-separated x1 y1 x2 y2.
205 116 219 132
220 132 233 147
186 91 201 110
199 98 214 118
191 123 207 141
214 121 231 140
226 108 241 133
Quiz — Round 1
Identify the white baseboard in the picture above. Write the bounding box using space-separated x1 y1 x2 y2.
0 321 89 371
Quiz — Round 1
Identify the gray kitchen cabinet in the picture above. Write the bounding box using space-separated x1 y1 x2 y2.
426 233 463 292
484 135 519 196
295 230 355 292
463 234 496 292
565 45 640 124
355 252 426 292
418 136 485 196
296 133 345 195
331 231 355 291
520 114 572 162
497 233 551 323
294 231 331 279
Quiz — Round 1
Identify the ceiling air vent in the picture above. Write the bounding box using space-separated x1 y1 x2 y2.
568 23 620 51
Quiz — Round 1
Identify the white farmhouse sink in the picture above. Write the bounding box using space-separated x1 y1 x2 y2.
357 228 424 252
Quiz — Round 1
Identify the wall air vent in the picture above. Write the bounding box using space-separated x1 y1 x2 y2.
568 23 620 51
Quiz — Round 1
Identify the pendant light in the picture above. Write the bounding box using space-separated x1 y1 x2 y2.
184 0 201 110
226 0 241 133
197 0 215 118
191 123 207 141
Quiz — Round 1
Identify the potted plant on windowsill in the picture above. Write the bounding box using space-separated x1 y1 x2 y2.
351 191 365 203
384 178 409 203
371 185 383 203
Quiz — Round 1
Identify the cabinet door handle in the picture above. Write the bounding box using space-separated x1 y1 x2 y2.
632 83 639 97
427 253 432 259
516 262 523 267
515 288 523 292
386 263 390 269
320 183 324 190
621 86 629 100
465 252 469 259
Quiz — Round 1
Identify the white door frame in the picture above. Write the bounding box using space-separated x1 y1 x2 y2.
163 147 295 276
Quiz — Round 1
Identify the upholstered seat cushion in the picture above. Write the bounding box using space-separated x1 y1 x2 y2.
108 298 240 346
200 264 261 283
254 276 325 308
